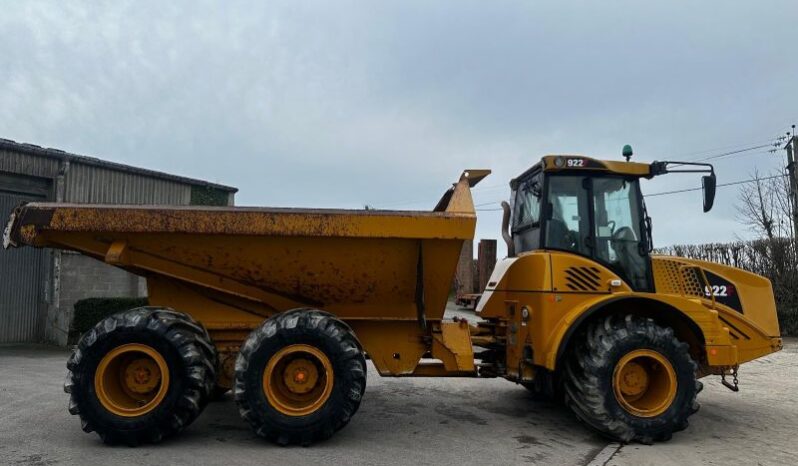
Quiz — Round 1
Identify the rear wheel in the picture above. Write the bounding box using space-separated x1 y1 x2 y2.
563 315 700 443
234 309 366 445
64 307 217 445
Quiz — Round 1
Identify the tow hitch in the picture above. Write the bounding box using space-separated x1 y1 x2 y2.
721 365 740 392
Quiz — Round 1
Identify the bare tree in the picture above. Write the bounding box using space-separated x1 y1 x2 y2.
736 169 793 240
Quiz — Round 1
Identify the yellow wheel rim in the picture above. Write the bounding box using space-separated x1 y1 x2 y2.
263 344 334 417
94 343 170 417
613 349 677 418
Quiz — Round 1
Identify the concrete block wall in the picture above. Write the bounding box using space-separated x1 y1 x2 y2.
45 252 146 345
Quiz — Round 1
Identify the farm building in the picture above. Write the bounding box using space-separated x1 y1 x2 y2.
0 138 237 345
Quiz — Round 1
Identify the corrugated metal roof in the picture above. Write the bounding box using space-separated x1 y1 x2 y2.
0 146 61 179
64 162 191 205
0 138 237 193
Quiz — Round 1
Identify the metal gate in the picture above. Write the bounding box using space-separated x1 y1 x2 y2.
0 191 47 342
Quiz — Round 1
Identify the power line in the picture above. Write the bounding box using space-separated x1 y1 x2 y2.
473 167 786 208
687 143 779 162
644 174 786 198
474 200 503 207
698 150 775 164
665 136 785 160
472 183 508 192
476 174 788 207
377 196 438 208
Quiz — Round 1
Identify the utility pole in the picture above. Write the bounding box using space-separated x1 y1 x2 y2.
785 125 798 240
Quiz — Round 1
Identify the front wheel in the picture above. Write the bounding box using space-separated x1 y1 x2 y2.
563 315 701 443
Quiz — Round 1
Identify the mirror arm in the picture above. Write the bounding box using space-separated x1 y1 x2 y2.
650 161 716 213
650 161 715 177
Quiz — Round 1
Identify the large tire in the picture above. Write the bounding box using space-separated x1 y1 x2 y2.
234 309 366 446
562 314 701 444
64 307 217 445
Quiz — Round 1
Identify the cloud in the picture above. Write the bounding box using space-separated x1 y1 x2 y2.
1 1 796 250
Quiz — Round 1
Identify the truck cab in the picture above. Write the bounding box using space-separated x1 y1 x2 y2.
509 156 655 291
476 152 781 442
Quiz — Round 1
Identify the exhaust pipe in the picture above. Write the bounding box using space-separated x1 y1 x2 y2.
501 201 515 257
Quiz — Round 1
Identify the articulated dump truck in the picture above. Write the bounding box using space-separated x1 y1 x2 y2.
3 155 783 446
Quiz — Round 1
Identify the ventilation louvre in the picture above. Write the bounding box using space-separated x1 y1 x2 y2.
564 266 603 292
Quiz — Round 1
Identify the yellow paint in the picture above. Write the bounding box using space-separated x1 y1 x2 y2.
104 240 129 265
613 349 677 417
432 322 475 372
664 256 781 336
348 321 427 375
541 155 652 176
262 344 334 417
94 343 170 417
479 250 780 378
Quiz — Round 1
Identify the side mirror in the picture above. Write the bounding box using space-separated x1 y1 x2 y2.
702 173 716 212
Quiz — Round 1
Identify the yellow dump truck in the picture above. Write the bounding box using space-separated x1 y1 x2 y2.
3 153 783 446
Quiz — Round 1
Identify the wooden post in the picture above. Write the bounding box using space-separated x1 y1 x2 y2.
477 239 497 292
455 240 474 294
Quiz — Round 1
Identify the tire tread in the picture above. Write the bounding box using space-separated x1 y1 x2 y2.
64 307 217 445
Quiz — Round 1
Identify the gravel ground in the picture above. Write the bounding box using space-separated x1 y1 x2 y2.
0 306 795 466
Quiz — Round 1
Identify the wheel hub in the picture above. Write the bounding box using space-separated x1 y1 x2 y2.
263 344 334 417
125 358 161 394
618 361 649 398
94 343 170 417
613 349 677 418
283 358 319 394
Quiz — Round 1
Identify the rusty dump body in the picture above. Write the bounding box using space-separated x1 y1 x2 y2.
4 170 491 386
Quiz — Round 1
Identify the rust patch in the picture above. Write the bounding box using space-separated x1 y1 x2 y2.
15 203 475 242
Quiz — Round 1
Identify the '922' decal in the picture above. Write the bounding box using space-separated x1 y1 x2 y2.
566 158 585 167
702 271 744 313
704 284 731 297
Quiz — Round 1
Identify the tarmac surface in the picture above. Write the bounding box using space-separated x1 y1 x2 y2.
1 308 796 466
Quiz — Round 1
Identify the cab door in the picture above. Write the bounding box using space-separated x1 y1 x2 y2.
542 174 652 292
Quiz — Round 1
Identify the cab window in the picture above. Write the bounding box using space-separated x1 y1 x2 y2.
512 172 542 252
592 177 648 290
544 175 591 256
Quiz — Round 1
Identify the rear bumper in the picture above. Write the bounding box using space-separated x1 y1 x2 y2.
706 337 783 367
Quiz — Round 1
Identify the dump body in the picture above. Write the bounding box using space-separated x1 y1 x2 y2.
4 170 491 383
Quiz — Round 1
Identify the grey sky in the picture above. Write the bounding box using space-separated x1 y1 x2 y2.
2 1 797 250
